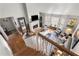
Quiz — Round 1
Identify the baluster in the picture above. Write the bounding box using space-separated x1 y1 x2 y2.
34 36 37 51
39 36 41 51
40 37 42 52
42 38 45 55
30 37 32 48
47 42 51 55
29 37 33 48
45 41 48 54
40 37 44 55
39 37 43 54
31 36 35 49
36 34 39 51
49 43 53 55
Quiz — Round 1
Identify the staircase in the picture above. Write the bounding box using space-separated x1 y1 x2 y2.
8 32 44 56
7 32 78 56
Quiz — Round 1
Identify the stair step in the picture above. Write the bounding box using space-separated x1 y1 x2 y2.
14 47 44 56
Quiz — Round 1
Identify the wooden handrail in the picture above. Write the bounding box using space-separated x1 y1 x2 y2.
38 33 78 56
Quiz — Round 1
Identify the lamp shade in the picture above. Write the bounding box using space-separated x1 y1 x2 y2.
65 28 72 34
76 30 79 39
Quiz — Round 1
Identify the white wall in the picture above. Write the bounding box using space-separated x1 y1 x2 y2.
0 34 13 56
26 3 79 30
0 3 26 27
26 3 79 17
0 26 8 40
0 3 25 18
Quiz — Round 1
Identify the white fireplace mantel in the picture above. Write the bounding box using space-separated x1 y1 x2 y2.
29 20 40 32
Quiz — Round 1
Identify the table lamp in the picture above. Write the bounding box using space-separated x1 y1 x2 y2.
76 30 79 39
65 28 72 34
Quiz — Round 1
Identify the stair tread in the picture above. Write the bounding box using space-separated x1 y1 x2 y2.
14 47 44 56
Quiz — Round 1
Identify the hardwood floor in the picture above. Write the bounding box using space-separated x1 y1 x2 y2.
7 32 43 56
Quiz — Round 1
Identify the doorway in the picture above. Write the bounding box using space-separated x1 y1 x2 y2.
0 17 17 36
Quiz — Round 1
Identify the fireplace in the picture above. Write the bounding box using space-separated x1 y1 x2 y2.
29 20 40 32
33 24 38 29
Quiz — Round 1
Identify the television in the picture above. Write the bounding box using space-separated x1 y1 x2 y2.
31 15 38 21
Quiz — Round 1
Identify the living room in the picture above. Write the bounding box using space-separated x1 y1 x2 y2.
0 3 79 56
